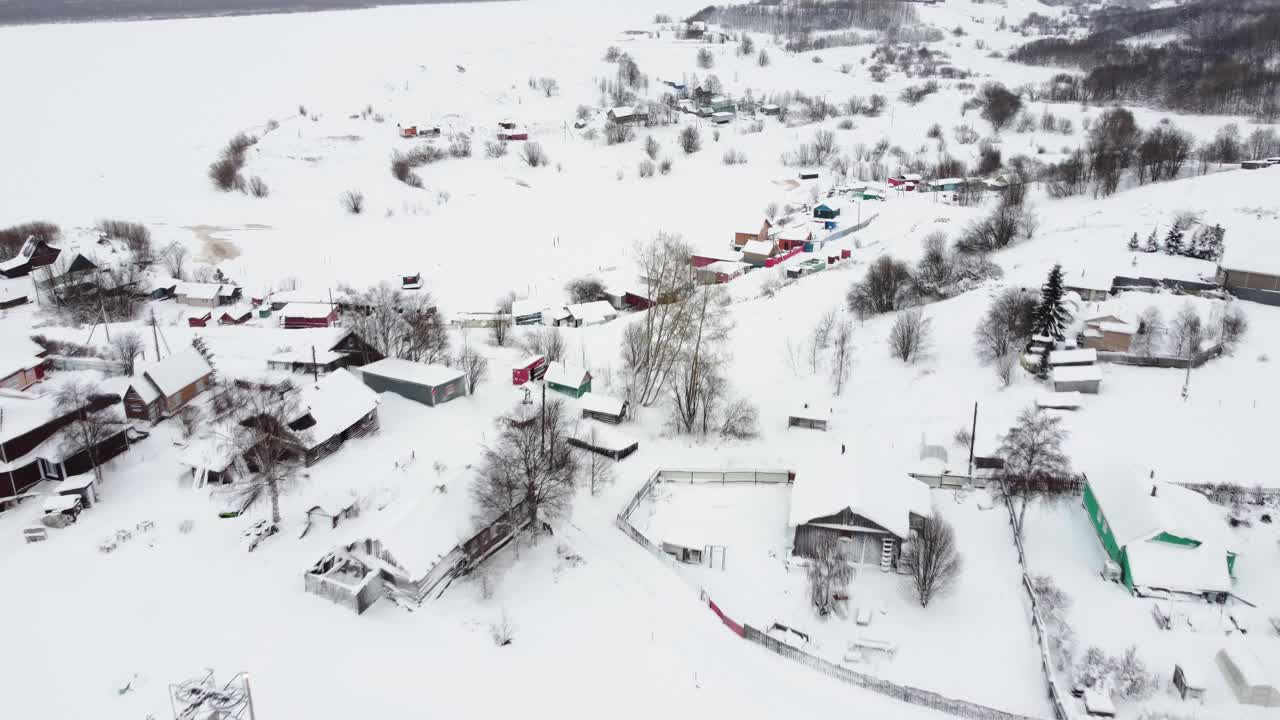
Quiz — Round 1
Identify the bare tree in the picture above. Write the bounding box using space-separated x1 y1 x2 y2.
1131 306 1164 356
956 201 1036 253
248 176 270 198
53 381 125 483
669 285 732 436
160 241 189 280
583 430 616 495
994 350 1018 388
475 399 580 530
456 340 489 394
621 232 697 406
720 397 759 439
643 135 661 160
1220 304 1248 348
807 533 853 616
900 515 962 608
521 326 565 362
110 331 145 376
565 276 606 305
678 125 702 155
341 283 448 363
492 293 515 347
809 308 838 374
537 77 559 98
830 319 853 395
234 381 307 528
521 142 549 167
888 309 931 363
340 189 365 215
998 406 1073 536
846 256 914 317
974 288 1037 364
175 405 203 439
1170 303 1204 358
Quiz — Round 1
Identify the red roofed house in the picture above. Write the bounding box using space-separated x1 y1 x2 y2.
123 349 215 422
279 303 339 329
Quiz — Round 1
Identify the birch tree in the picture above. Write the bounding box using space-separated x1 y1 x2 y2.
621 232 697 406
234 381 307 527
53 381 125 483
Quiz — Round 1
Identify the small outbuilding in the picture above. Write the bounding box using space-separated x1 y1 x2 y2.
289 369 381 466
512 355 548 385
1052 365 1102 394
0 354 45 392
187 312 212 327
358 358 467 407
1048 349 1097 367
740 239 778 267
579 392 627 424
1037 392 1082 411
1172 659 1206 701
564 301 618 327
788 405 830 431
568 422 638 461
279 303 339 329
813 203 841 220
696 260 748 285
1216 647 1280 707
545 362 591 398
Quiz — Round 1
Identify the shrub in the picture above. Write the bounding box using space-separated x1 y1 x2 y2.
926 123 943 139
899 81 940 106
484 140 509 158
837 118 854 130
95 220 151 257
696 48 714 69
643 135 660 160
722 149 748 165
956 202 1036 253
658 157 673 175
448 135 472 158
248 176 269 198
521 142 549 167
679 126 702 154
846 256 915 317
605 122 635 145
638 159 655 177
340 189 365 215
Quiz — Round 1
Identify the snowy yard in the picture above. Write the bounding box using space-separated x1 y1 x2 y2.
1022 500 1280 720
631 479 1052 717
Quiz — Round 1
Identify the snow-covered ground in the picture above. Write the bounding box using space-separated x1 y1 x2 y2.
2 0 1280 718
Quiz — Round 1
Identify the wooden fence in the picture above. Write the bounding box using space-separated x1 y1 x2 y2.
615 467 1051 720
1097 343 1224 369
44 354 127 375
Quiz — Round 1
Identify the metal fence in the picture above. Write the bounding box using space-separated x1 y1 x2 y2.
1096 343 1224 369
614 466 1052 720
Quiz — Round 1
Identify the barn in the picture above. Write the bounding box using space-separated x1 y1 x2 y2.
579 392 627 424
789 462 931 570
0 390 129 496
123 349 215 421
733 218 773 249
357 357 467 407
544 362 591 398
607 106 649 125
279 303 339 329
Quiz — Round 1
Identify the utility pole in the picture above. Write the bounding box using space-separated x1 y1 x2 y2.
151 309 161 362
311 345 319 382
968 401 978 478
540 382 547 457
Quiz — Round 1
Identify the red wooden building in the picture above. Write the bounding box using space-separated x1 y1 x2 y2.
279 303 339 329
512 355 548 385
188 312 212 327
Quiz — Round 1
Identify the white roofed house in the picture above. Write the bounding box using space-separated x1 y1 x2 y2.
740 239 779 267
563 300 618 327
177 281 241 308
356 358 467 407
122 349 215 422
607 106 648 125
0 354 46 391
789 461 931 571
1052 364 1102 394
286 369 380 466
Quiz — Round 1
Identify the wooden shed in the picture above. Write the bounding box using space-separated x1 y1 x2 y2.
568 422 638 461
187 312 212 328
579 392 627 424
0 355 45 392
512 355 547 385
357 358 467 407
1051 365 1102 394
544 362 591 398
287 369 381 466
788 405 830 431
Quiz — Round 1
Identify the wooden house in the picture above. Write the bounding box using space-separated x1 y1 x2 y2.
0 276 32 309
0 390 129 496
287 369 380 467
607 106 649 125
219 309 253 325
776 224 814 252
0 355 46 392
813 203 841 220
544 362 591 398
187 312 212 328
512 299 545 325
761 103 781 116
789 461 931 570
696 260 748 285
579 392 627 424
1082 315 1136 352
740 239 779 267
123 349 215 421
279 303 339 329
564 301 618 327
264 329 381 376
0 236 62 279
1064 275 1113 302
357 358 467 407
1241 160 1270 170
176 282 240 308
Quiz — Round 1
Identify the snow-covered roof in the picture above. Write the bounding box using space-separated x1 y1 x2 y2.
1048 349 1096 366
928 177 962 186
299 369 379 447
1089 475 1228 550
364 471 475 577
572 421 636 452
176 282 226 300
1099 321 1136 335
777 224 813 241
741 240 774 256
179 433 240 471
511 299 546 317
790 405 830 423
579 392 624 417
902 173 922 182
1125 537 1231 594
268 348 347 365
703 260 748 274
0 353 42 380
545 361 589 388
58 473 96 492
0 389 59 445
1217 646 1277 692
360 358 464 388
141 349 212 397
514 354 545 369
42 494 80 513
788 460 931 539
609 106 644 118
1037 392 1082 410
1052 365 1102 383
566 300 617 324
1063 274 1113 292
278 302 336 319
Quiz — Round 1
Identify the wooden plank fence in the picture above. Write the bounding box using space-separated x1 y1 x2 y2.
1096 343 1223 369
615 466 1052 720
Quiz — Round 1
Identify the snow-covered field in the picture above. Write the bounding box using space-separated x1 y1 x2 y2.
3 0 1280 718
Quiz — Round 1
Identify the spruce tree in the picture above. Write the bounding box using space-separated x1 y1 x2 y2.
1203 224 1225 261
1127 232 1139 251
191 336 217 382
1143 227 1159 253
1034 264 1070 341
1163 222 1184 256
1036 344 1051 380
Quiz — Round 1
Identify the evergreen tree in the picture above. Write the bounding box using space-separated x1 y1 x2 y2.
1143 227 1159 253
1163 221 1184 256
191 336 217 382
1127 232 1139 251
1034 264 1070 341
1195 223 1225 261
1036 344 1051 380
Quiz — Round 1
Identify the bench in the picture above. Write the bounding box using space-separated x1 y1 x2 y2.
848 637 897 658
23 527 47 543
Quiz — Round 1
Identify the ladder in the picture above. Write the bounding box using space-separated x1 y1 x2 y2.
879 537 895 573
